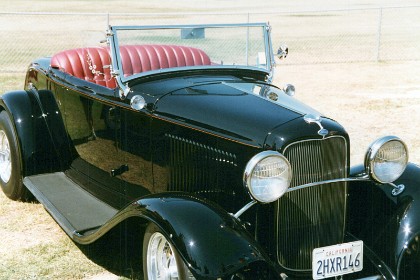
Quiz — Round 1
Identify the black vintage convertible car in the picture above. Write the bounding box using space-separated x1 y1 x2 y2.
1 23 419 279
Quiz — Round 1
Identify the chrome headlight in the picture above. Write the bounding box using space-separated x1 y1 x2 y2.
364 136 408 184
243 151 292 203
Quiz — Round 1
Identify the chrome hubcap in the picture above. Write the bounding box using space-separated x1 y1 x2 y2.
147 232 180 280
0 130 11 183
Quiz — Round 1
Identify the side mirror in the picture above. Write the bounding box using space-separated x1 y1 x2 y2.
283 84 295 96
277 45 288 59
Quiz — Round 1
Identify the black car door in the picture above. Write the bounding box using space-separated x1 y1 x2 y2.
56 83 152 208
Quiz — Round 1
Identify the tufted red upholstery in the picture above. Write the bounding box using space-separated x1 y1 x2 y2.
51 47 115 88
119 45 211 77
50 45 211 89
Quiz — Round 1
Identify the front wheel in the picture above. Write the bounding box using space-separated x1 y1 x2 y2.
143 223 195 280
0 110 27 200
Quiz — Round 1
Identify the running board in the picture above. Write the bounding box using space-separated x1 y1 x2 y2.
23 172 118 240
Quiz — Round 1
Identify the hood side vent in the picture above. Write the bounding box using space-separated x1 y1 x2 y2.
166 134 238 194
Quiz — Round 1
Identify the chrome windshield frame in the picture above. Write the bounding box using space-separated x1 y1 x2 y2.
106 23 274 99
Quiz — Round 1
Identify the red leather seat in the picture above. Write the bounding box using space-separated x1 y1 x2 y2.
51 47 115 88
119 45 211 77
50 45 211 89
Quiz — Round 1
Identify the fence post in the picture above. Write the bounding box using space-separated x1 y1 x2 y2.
376 7 383 62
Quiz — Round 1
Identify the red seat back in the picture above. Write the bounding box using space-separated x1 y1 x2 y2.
51 47 115 88
50 45 211 89
119 45 211 77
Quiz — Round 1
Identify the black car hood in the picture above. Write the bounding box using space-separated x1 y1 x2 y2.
152 80 323 147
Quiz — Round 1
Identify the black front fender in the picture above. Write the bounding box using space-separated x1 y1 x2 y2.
132 193 279 279
0 89 72 176
348 163 420 277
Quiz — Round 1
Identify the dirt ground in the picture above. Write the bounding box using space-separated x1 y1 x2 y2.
1 0 420 279
276 60 420 166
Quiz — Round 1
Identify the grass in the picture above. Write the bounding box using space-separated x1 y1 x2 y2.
0 190 145 279
0 191 117 279
0 73 24 92
1 239 103 279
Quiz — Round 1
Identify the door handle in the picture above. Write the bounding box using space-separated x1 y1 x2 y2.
110 164 129 177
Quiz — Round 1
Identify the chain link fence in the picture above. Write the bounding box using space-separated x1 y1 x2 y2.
1 6 419 92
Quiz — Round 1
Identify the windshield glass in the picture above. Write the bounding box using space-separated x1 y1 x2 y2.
110 23 272 81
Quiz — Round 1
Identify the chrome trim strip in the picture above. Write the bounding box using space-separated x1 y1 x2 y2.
233 176 370 219
233 201 257 219
287 176 370 193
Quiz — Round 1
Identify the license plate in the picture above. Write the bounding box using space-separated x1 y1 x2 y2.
312 241 363 279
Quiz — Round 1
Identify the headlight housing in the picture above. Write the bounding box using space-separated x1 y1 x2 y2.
364 136 408 184
243 151 292 203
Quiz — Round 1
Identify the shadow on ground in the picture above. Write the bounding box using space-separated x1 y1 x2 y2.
77 219 146 279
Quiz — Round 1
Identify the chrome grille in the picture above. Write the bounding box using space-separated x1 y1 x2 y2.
277 136 348 270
